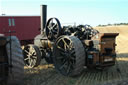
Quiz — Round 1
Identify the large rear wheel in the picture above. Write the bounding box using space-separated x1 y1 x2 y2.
53 36 86 76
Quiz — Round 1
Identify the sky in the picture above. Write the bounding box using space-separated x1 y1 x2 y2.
0 0 128 26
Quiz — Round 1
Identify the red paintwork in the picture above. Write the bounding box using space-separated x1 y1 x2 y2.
0 16 40 41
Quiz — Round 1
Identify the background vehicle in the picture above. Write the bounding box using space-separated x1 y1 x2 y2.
0 16 40 45
0 34 24 85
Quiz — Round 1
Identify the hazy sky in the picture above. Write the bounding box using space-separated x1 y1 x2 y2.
0 0 128 26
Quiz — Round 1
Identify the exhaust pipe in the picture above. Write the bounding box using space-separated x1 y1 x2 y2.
40 5 47 34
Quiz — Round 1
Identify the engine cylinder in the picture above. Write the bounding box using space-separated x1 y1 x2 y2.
34 34 52 49
40 40 52 49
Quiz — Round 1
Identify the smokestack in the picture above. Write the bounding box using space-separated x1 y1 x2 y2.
40 5 47 34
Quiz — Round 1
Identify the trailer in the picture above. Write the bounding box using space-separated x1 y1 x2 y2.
0 16 40 45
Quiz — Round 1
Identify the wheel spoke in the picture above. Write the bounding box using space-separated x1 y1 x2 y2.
24 57 29 61
29 45 33 51
32 56 37 59
31 59 36 66
32 51 36 56
60 52 66 56
48 31 53 39
53 24 57 29
30 59 34 67
24 50 29 54
62 38 69 49
29 59 32 67
57 46 67 57
70 56 75 60
57 46 65 52
56 56 64 60
51 29 57 34
49 19 53 27
60 60 67 70
69 42 73 49
67 63 71 74
71 50 75 54
51 19 53 24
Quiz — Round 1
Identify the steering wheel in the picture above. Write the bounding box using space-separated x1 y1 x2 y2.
46 18 61 41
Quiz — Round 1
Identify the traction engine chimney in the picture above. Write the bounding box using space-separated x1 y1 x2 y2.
40 5 47 34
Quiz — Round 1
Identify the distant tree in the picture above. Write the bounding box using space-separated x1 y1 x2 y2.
97 22 128 27
107 24 112 26
98 24 102 26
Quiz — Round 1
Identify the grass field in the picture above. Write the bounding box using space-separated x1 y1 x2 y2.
24 26 128 85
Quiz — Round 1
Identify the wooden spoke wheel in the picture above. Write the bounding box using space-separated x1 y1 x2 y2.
23 44 41 68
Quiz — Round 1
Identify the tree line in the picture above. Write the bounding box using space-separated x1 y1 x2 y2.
97 23 128 27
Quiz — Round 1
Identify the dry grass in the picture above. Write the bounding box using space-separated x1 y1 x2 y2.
24 26 128 85
24 54 128 85
24 60 78 85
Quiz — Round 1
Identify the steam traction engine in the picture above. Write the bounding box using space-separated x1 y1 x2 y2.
23 5 119 76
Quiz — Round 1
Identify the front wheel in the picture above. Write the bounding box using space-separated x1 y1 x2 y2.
23 44 41 68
